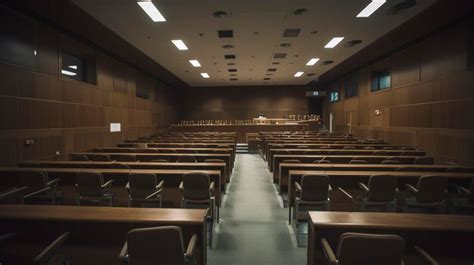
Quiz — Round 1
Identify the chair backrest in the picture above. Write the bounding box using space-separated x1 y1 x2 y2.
343 146 356 150
381 159 401 165
383 147 396 150
33 232 70 265
177 156 196 163
275 150 291 155
109 163 130 169
337 233 405 265
349 159 368 164
469 179 474 203
76 172 105 197
134 143 148 149
416 176 446 204
297 145 309 149
373 150 390 156
88 154 111 162
20 170 48 189
364 146 376 150
115 155 137 162
401 147 416 151
320 145 332 149
394 167 417 172
316 159 332 164
300 175 329 202
367 175 398 202
71 154 89 161
414 157 433 165
128 173 157 199
151 159 168 163
182 173 210 200
127 226 185 265
204 159 225 163
282 159 301 164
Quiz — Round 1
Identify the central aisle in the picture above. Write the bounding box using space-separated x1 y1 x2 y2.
208 154 306 265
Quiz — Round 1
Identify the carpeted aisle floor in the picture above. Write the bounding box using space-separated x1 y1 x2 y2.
208 154 306 265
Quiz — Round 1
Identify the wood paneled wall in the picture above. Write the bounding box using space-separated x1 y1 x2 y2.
181 85 309 120
0 15 179 166
323 19 474 165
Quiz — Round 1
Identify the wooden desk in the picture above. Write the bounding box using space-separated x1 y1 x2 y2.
18 160 229 188
262 139 363 156
72 152 233 172
307 211 474 265
288 170 474 209
0 167 222 208
119 142 236 151
272 155 432 181
0 205 207 265
128 139 236 143
268 149 426 170
280 163 474 192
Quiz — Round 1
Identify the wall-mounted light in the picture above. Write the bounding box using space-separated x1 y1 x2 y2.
375 109 382 116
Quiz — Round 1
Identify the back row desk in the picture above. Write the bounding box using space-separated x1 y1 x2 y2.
92 147 235 167
71 152 233 173
261 138 362 154
128 139 236 143
0 205 208 265
287 170 474 209
119 142 236 149
18 161 229 189
268 149 426 170
307 211 474 265
272 155 432 181
0 167 223 208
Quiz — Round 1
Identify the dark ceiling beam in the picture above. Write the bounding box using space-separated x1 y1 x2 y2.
1 0 189 89
315 0 474 87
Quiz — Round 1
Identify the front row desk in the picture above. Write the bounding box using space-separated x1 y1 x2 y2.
0 205 208 265
307 211 474 265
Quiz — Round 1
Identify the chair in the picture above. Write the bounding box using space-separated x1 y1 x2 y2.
405 175 447 213
297 145 309 149
373 150 390 155
291 174 331 224
126 173 164 208
452 179 474 214
119 226 198 265
0 186 28 204
313 159 332 164
20 170 60 204
204 159 225 163
321 233 405 265
177 156 197 163
381 159 401 164
343 146 356 150
133 143 148 149
109 163 131 169
364 146 376 150
358 175 398 212
179 173 217 221
349 159 368 164
150 159 168 163
414 157 433 165
401 147 416 151
70 154 89 161
383 147 396 150
33 232 70 265
115 154 138 162
75 172 113 206
88 154 112 162
282 159 301 164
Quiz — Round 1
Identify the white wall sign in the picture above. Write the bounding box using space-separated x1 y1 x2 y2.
110 123 121 132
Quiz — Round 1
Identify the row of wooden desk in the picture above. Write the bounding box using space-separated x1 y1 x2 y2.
0 204 208 265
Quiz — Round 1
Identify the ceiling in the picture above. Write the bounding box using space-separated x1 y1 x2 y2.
72 0 436 87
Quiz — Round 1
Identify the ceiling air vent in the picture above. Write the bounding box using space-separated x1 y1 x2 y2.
213 11 228 18
268 68 277 72
228 69 237 72
230 78 238 81
386 0 417 15
272 62 280 65
273 53 287 59
225 54 236 59
345 40 363 47
230 73 237 76
294 8 308 15
218 30 234 38
222 44 234 49
264 78 271 80
283 28 300 37
227 63 236 66
280 43 291 48
322 60 334 65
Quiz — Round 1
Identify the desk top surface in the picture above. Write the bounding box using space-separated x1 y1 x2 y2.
21 161 226 167
73 152 231 157
289 169 474 178
0 167 221 176
0 204 206 224
309 211 474 231
281 163 472 170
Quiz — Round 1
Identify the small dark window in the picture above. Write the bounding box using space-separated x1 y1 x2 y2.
344 73 358 98
329 90 339 102
136 75 151 99
61 52 96 84
371 70 391 92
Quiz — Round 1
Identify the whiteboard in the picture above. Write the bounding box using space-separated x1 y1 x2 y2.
110 123 121 132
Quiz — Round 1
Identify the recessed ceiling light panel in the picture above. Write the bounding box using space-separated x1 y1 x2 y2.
189 60 201 67
357 0 386 17
324 37 344 48
306 58 320 66
137 0 166 22
200 73 210 78
171 40 188 50
294 71 304 77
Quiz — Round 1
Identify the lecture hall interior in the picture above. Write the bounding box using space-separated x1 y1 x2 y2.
0 0 474 264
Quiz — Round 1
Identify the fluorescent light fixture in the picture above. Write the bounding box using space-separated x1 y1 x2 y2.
294 71 304 77
200 73 210 78
306 58 320 66
137 0 166 22
34 50 37 56
68 65 77 70
189 60 201 67
61 70 77 76
324 37 344 48
357 0 386 17
171 39 188 50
